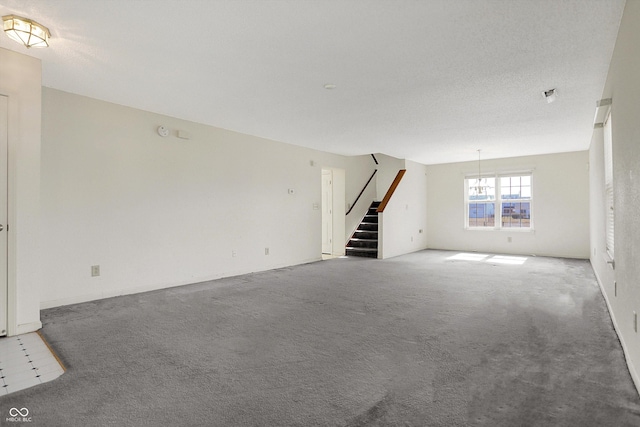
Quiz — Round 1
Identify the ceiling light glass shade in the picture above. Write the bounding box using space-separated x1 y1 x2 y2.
3 15 50 48
474 149 485 195
473 178 487 195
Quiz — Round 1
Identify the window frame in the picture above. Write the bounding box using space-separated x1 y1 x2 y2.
464 172 534 231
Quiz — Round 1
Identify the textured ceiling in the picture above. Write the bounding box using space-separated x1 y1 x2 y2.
0 0 626 165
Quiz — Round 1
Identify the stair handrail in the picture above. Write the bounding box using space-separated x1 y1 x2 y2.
346 169 377 216
377 169 406 213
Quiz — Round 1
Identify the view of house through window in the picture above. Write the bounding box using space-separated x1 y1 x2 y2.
500 175 531 228
465 174 532 229
467 177 495 227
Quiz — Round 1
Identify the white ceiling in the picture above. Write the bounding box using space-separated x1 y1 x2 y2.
0 0 626 165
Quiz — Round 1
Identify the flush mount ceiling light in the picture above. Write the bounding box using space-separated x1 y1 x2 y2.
323 84 336 90
593 98 612 128
542 88 557 103
2 15 50 48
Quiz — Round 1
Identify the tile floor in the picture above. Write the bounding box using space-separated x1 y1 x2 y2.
0 332 65 395
322 254 346 260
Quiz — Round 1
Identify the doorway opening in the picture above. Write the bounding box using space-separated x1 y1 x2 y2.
321 167 345 258
321 169 333 255
1 95 8 336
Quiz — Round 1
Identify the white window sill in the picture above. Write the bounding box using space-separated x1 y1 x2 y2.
465 227 534 233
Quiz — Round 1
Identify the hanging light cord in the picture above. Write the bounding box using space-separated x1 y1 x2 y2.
477 149 483 195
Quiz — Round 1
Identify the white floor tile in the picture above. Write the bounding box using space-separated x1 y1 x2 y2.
2 365 35 378
31 342 50 351
5 377 42 394
33 360 64 376
18 334 43 344
0 332 65 395
1 351 30 363
35 371 64 383
0 357 31 371
4 371 40 387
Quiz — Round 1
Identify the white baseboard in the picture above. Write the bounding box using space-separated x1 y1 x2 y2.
591 258 640 396
40 257 322 310
16 320 43 335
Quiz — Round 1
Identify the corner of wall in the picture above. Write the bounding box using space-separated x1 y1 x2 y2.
0 47 43 336
587 0 640 397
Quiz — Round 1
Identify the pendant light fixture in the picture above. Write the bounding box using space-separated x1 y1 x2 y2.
474 149 486 196
2 15 50 48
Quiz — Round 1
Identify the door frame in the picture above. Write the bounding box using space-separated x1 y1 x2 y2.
0 95 7 336
0 49 43 337
321 169 333 254
320 167 345 256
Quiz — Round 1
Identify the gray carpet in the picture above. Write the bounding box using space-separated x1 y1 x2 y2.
2 250 639 426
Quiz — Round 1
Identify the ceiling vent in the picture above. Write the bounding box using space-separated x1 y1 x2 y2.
542 88 557 103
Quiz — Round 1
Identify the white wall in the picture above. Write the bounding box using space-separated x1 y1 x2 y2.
590 126 612 292
375 153 405 201
40 88 371 308
379 160 428 259
590 0 640 392
0 48 42 335
426 151 589 259
344 156 377 243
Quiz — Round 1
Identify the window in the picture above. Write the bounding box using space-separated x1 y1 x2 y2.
465 173 532 229
466 177 495 227
500 175 531 228
604 112 614 258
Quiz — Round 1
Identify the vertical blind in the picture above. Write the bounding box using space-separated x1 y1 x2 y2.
603 112 614 258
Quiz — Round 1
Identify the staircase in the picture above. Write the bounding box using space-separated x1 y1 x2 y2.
346 201 380 258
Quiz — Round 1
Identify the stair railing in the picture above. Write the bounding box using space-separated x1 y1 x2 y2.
346 169 377 216
377 169 406 212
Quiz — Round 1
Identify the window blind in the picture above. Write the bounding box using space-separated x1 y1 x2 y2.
603 113 614 258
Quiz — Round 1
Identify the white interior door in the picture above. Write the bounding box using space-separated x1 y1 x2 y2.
0 95 8 336
322 169 333 254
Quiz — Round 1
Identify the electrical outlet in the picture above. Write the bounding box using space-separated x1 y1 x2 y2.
265 247 269 255
232 250 237 257
91 265 100 277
